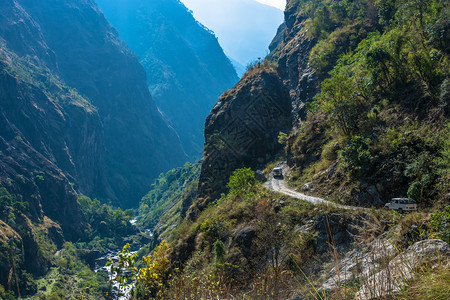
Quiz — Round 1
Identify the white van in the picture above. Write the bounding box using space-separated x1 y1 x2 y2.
385 198 417 213
273 167 283 178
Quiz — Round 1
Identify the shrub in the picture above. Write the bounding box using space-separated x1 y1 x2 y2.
227 168 256 195
339 136 373 176
213 240 226 264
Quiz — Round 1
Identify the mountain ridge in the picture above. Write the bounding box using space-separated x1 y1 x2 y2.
96 0 239 158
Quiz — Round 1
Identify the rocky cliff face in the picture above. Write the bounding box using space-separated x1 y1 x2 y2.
192 67 292 213
193 0 317 211
0 55 88 292
96 0 238 158
0 0 188 207
269 0 319 125
17 0 188 205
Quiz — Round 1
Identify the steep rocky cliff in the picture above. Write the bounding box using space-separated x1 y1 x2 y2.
269 0 319 125
192 66 291 213
0 0 188 207
96 0 238 158
0 52 88 294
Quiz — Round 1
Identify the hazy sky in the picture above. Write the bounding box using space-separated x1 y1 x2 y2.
255 0 286 10
180 0 284 66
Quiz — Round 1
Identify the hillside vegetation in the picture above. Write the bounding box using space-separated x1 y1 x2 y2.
138 162 201 239
106 0 449 299
285 0 449 208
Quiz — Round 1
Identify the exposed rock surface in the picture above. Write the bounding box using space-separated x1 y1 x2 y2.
321 235 396 293
235 227 257 257
322 238 450 300
193 68 292 213
0 57 89 238
356 239 449 300
269 0 319 125
0 220 23 289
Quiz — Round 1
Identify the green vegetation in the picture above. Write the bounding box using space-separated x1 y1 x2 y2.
106 241 171 299
285 0 449 207
226 167 256 196
138 161 201 235
28 242 108 299
0 185 144 298
78 196 136 248
0 48 92 108
110 165 450 299
401 265 450 300
0 187 29 217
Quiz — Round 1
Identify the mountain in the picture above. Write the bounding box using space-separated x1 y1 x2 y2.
128 0 449 298
0 0 189 292
0 0 188 208
181 0 284 66
96 0 239 158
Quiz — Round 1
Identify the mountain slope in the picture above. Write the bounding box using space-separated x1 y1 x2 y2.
125 0 449 298
0 0 188 206
0 0 191 292
96 0 239 158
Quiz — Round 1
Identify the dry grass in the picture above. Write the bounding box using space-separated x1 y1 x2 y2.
400 263 450 300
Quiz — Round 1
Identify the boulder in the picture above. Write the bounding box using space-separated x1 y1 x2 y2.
302 182 314 192
322 238 450 300
356 239 449 300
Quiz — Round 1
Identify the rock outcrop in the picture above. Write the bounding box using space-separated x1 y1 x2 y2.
322 238 450 300
269 0 319 125
357 239 449 300
193 67 291 213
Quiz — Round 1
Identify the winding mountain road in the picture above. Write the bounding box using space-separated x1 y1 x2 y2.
264 163 356 210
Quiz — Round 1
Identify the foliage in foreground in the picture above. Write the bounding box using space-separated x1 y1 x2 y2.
106 241 171 299
108 167 450 299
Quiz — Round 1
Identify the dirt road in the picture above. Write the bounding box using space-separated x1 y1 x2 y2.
264 163 354 210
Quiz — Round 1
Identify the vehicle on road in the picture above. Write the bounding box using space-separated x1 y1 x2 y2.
385 198 417 213
273 167 283 178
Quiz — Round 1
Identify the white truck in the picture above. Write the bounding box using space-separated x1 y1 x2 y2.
385 198 417 213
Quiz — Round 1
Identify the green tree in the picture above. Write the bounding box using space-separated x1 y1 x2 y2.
339 136 373 175
320 72 361 135
278 132 288 145
227 168 256 195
